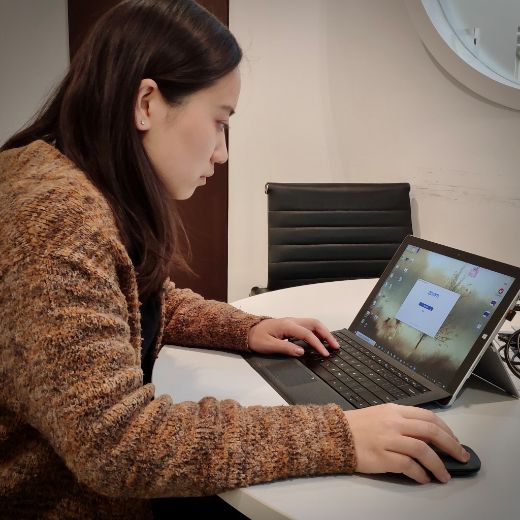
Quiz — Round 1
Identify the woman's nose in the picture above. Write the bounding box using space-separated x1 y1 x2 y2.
212 132 228 164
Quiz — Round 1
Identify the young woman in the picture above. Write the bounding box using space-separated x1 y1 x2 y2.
0 1 469 518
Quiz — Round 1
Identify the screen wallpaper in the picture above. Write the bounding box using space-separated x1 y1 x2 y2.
351 245 514 388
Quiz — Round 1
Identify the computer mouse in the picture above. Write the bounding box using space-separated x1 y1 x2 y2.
432 444 481 477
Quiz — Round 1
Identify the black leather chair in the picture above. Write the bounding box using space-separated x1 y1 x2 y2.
250 182 413 295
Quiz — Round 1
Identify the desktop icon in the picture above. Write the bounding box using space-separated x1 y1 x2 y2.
469 266 480 278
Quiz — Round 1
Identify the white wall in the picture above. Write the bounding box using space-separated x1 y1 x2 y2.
0 0 69 146
228 0 520 302
1 0 519 303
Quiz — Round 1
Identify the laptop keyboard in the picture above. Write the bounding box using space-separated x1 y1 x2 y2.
301 330 429 408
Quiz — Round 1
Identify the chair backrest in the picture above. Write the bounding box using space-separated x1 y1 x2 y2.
266 182 413 291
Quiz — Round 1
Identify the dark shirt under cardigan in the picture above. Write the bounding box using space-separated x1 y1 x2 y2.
140 294 161 384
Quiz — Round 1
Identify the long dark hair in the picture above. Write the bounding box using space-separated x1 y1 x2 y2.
1 0 242 301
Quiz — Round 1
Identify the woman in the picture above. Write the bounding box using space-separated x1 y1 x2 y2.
0 1 469 518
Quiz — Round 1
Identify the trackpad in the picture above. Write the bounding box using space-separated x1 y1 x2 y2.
268 360 315 387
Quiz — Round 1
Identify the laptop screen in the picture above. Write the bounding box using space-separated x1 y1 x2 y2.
349 242 517 390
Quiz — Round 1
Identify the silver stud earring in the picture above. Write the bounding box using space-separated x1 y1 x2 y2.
140 120 145 126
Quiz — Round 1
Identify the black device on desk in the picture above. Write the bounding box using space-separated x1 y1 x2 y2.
433 444 481 477
244 235 520 411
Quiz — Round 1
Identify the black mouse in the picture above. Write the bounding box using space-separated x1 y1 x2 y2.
432 444 481 477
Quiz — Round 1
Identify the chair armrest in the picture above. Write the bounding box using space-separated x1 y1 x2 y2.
249 286 269 297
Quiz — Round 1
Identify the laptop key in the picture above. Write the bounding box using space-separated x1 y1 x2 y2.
380 383 406 398
356 390 383 406
337 373 356 385
410 381 429 393
363 381 383 392
402 385 419 396
332 359 349 370
373 390 397 403
326 381 370 408
348 384 366 394
311 365 337 382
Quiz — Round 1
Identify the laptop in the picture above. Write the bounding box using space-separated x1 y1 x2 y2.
244 235 520 410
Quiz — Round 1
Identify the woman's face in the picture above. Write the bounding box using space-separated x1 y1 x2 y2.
136 67 241 200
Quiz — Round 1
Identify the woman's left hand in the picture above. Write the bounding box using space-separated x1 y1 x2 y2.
247 317 340 357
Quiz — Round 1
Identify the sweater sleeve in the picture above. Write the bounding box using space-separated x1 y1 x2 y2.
1 175 356 500
162 283 266 351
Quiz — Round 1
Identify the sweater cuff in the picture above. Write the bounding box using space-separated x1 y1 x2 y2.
243 315 272 352
304 403 358 475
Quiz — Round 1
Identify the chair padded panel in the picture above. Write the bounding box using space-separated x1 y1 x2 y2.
269 243 399 262
269 209 411 228
269 226 411 245
268 183 411 211
265 182 413 291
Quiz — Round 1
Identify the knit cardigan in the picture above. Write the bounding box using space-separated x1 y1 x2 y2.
0 140 356 519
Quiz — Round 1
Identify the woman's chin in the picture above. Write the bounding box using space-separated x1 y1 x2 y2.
171 189 193 201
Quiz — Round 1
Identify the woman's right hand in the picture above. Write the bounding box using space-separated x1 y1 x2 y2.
344 403 470 484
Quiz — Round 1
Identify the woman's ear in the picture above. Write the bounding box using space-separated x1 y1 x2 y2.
134 78 159 131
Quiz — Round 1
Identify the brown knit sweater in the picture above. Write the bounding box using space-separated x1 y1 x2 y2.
0 141 356 519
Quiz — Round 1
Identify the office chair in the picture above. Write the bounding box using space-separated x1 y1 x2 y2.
250 182 413 295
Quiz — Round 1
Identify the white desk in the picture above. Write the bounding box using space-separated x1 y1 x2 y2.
153 279 520 520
